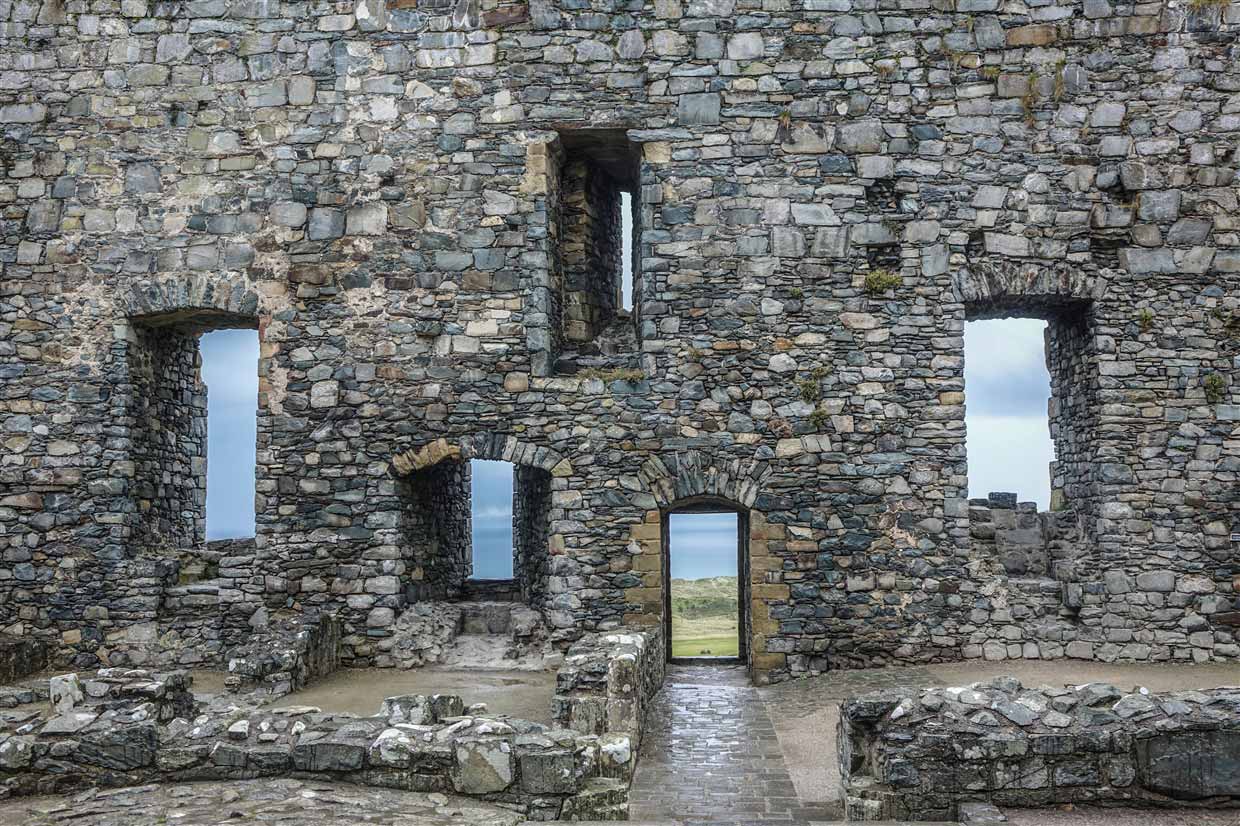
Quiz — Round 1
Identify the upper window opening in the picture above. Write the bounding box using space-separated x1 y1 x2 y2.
470 459 514 580
201 329 259 540
963 318 1054 510
554 129 641 372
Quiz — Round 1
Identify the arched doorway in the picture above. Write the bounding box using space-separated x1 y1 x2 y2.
661 496 750 665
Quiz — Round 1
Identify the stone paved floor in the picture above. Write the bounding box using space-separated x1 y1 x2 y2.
632 660 1240 824
0 779 522 825
630 665 841 823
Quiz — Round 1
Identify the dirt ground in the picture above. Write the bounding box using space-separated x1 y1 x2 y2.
273 667 558 723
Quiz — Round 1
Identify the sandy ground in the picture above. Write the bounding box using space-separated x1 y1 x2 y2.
273 667 558 723
766 659 1240 808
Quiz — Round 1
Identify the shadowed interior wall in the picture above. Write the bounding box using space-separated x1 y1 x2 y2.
127 326 207 557
561 158 625 345
513 465 553 611
401 460 471 602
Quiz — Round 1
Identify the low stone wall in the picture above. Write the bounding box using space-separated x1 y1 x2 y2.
225 612 341 697
0 671 632 821
552 627 665 754
49 668 196 723
839 678 1240 822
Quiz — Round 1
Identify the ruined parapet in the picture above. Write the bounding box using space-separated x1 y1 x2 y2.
962 493 1094 662
49 668 197 723
553 626 664 765
225 612 340 697
0 687 633 821
839 677 1240 821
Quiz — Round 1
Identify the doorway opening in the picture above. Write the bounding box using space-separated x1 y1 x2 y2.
663 503 748 663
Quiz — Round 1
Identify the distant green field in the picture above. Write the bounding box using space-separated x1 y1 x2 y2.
671 576 739 658
670 635 739 658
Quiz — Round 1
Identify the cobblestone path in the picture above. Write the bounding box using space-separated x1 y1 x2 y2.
629 665 841 823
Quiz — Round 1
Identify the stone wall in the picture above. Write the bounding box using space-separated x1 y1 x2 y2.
0 635 45 684
0 0 1238 681
561 156 625 346
513 464 553 611
225 612 341 696
0 669 634 821
840 677 1240 822
553 627 665 752
401 459 472 603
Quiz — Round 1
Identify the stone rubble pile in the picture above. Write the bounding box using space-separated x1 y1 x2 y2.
379 601 556 670
840 677 1240 822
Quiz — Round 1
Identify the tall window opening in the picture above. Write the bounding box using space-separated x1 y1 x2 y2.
553 129 641 373
963 319 1054 509
470 459 514 580
201 329 260 540
667 510 742 660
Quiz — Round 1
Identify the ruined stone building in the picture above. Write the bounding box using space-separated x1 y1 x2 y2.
0 0 1238 685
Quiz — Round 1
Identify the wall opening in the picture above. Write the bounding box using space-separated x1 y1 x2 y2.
126 312 259 585
962 303 1093 583
620 190 634 312
963 318 1055 510
201 329 259 541
400 455 553 608
553 129 641 373
662 502 748 663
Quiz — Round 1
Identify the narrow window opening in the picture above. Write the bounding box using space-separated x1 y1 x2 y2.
620 190 634 312
552 129 641 373
669 511 740 660
201 329 260 541
470 459 514 580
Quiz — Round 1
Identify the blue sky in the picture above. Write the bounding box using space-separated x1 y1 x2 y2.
963 318 1054 510
198 317 1054 573
200 329 259 540
669 512 738 579
470 460 515 579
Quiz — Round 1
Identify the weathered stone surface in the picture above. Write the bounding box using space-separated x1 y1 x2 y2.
0 0 1236 698
841 681 1240 820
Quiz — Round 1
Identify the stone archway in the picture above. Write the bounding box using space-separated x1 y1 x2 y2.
625 450 781 682
391 433 571 479
123 274 265 328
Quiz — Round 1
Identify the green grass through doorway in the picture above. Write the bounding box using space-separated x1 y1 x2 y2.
670 576 739 658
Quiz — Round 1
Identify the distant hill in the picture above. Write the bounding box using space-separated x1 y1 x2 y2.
671 576 737 620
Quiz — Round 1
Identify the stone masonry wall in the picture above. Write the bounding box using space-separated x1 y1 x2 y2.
840 678 1240 821
127 324 207 557
0 0 1238 681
